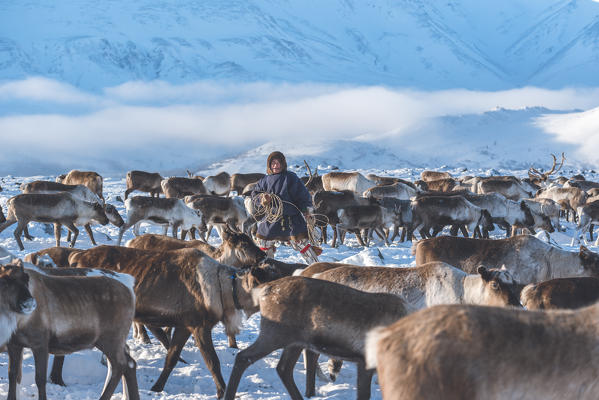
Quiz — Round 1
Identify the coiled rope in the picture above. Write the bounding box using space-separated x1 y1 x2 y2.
251 192 329 246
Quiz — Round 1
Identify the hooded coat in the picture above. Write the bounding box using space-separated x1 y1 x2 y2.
251 151 312 241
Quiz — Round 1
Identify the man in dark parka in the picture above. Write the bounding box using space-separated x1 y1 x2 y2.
251 151 319 263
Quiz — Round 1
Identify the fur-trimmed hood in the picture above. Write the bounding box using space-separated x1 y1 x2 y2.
266 151 287 175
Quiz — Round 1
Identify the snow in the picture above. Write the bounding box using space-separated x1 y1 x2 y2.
1 162 597 400
3 1 599 90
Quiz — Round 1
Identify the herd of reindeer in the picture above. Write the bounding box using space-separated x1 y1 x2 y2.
3 152 599 399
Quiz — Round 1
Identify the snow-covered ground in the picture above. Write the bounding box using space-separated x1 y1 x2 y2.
0 164 595 400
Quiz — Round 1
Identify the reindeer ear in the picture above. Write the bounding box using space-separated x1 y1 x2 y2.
477 266 490 281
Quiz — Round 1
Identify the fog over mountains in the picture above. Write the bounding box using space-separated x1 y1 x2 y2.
2 0 599 90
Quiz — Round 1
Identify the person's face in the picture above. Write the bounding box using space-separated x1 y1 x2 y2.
270 158 282 174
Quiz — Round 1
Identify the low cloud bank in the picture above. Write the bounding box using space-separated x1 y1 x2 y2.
1 77 598 175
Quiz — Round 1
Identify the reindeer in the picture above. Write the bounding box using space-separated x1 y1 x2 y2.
301 161 324 194
19 181 123 245
411 195 494 239
321 171 375 194
297 262 521 395
312 190 374 247
0 193 109 250
536 186 587 222
125 170 163 199
56 170 104 203
577 200 599 244
420 170 452 182
363 181 420 200
203 172 231 196
230 173 265 195
161 176 207 199
527 153 566 186
366 300 599 400
126 230 268 347
184 194 250 239
24 247 83 268
68 245 284 397
414 178 456 192
414 235 599 284
336 204 401 246
116 196 206 245
475 176 533 200
224 276 411 400
520 277 599 310
1 262 138 400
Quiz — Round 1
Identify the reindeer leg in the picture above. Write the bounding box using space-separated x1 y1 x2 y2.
171 222 181 239
304 350 319 398
133 322 152 344
84 223 97 245
151 327 191 392
590 224 594 241
49 355 66 386
356 360 375 400
23 225 34 241
64 221 79 248
13 220 27 251
96 343 127 400
31 346 50 400
145 325 188 364
276 346 304 400
7 344 23 400
54 223 62 247
122 348 140 400
459 225 468 238
224 322 287 400
192 325 227 399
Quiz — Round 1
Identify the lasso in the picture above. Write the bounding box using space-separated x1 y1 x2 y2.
251 192 329 246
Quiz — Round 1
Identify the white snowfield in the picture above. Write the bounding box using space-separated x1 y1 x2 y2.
0 163 596 399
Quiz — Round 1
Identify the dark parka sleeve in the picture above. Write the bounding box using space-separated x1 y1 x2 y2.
287 172 312 212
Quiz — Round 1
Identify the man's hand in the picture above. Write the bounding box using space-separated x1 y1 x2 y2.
260 193 271 206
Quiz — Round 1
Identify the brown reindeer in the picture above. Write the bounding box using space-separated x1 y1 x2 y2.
301 161 324 194
366 301 599 400
298 262 521 396
230 173 265 195
420 170 452 182
1 263 138 400
24 247 83 268
68 245 281 397
528 153 566 185
127 229 267 268
56 170 104 203
224 276 411 400
161 176 207 198
0 263 37 348
125 170 164 199
520 277 599 310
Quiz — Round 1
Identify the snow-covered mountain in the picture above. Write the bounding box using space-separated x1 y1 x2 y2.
2 0 599 90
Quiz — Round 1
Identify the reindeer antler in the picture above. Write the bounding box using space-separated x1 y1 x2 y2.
304 160 314 186
528 153 566 182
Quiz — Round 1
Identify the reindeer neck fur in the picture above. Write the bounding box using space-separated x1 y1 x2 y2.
190 257 244 334
0 312 18 347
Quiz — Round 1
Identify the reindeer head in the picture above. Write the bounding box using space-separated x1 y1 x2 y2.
528 153 565 185
0 263 36 315
476 266 521 307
